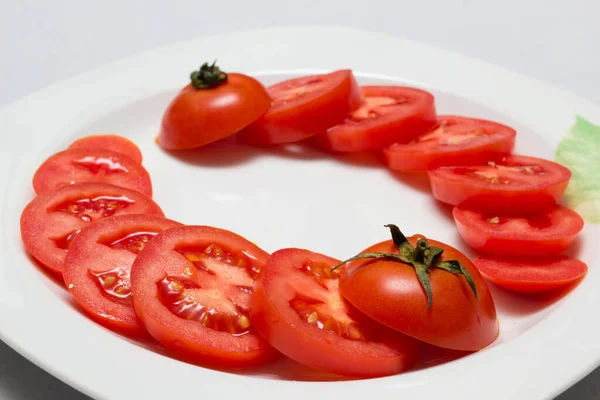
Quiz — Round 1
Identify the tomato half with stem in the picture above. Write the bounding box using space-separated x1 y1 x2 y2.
33 148 153 196
237 70 361 145
384 115 516 171
20 183 164 275
474 256 587 293
69 134 143 164
312 86 436 152
158 62 271 150
250 248 421 377
428 155 571 213
453 204 584 256
63 214 181 336
130 225 278 368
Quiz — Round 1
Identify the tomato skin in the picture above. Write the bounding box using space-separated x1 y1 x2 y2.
339 237 499 351
312 86 437 152
474 256 587 293
158 74 271 150
69 134 143 164
384 115 516 171
428 155 571 213
237 70 361 145
250 248 421 377
453 204 584 256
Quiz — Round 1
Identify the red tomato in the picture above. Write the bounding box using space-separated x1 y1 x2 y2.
130 225 278 368
237 70 361 145
312 86 436 152
32 148 153 196
453 204 584 256
250 248 421 377
63 214 181 336
158 63 271 150
20 183 164 275
384 115 516 171
428 155 571 213
339 236 498 351
69 134 143 164
474 256 588 293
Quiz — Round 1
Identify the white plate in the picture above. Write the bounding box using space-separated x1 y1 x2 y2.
1 26 599 400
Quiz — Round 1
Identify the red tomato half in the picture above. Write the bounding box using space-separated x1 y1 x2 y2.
63 214 181 336
250 248 421 377
453 204 584 256
32 148 153 196
20 183 164 275
340 237 499 351
237 70 361 145
474 256 588 293
428 155 571 213
130 226 278 368
312 86 436 152
384 115 516 171
69 134 143 164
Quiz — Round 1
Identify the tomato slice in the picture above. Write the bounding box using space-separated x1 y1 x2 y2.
237 70 360 145
428 155 571 213
384 115 516 171
130 225 278 368
33 148 153 196
453 204 584 256
250 248 421 377
69 134 143 164
474 256 587 293
63 214 181 336
20 183 164 275
312 86 437 152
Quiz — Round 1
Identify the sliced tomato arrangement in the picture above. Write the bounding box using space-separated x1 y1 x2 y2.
20 183 164 274
32 148 153 196
130 225 278 368
453 204 584 256
69 134 143 164
237 70 361 145
385 115 516 171
63 214 181 336
428 155 571 213
474 256 588 293
312 86 436 152
250 248 420 377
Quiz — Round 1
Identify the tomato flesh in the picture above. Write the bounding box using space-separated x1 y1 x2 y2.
69 134 143 164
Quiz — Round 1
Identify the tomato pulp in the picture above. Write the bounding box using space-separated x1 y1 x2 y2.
69 134 143 164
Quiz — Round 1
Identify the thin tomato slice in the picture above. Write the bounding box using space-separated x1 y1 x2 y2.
130 226 278 368
312 86 436 152
69 135 143 164
63 214 181 336
453 204 584 256
33 148 153 196
237 70 360 145
385 115 516 171
250 248 421 377
20 183 164 275
428 155 571 213
474 256 587 293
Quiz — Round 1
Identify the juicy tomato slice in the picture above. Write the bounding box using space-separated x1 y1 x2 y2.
453 204 584 256
474 256 588 293
340 237 499 351
69 134 143 164
237 70 361 145
384 115 516 171
312 86 437 152
63 214 181 336
428 155 571 213
20 183 164 275
130 225 278 368
159 73 271 150
250 248 421 377
33 148 153 196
